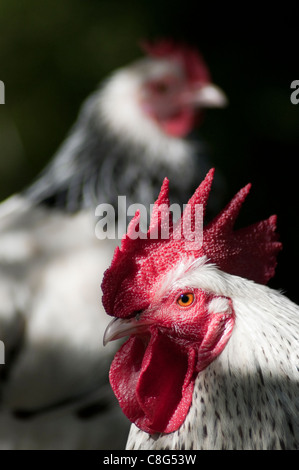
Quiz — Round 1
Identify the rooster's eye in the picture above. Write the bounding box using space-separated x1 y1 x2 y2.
177 293 194 307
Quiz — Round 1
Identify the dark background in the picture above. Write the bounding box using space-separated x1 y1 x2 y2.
0 1 298 302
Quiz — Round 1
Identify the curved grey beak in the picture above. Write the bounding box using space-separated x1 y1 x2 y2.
195 83 228 108
103 316 150 346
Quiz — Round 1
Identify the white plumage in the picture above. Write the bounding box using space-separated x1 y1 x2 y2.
0 207 129 449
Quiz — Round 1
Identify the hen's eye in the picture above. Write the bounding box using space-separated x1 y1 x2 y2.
148 80 171 94
177 293 194 307
155 82 169 93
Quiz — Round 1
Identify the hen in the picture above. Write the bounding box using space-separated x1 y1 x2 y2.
0 40 226 449
4 39 226 215
103 169 299 450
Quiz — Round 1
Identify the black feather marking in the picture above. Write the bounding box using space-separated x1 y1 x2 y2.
76 399 112 419
12 385 109 420
24 88 211 217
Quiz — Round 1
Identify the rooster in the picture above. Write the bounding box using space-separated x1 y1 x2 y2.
103 168 299 450
0 41 226 449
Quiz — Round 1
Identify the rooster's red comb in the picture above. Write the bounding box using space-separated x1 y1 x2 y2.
140 38 211 84
102 169 282 318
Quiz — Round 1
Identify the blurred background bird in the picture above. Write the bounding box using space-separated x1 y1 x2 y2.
9 38 227 214
0 31 227 449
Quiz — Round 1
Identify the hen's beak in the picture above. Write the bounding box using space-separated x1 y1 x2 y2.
103 316 150 346
194 83 228 108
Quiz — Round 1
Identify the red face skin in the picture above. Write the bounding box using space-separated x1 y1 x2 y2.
137 40 229 137
108 287 235 435
140 75 205 137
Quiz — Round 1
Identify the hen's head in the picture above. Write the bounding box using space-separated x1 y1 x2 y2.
102 169 281 434
101 39 227 140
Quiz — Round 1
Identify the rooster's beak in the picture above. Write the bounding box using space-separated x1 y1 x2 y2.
194 83 228 108
103 316 150 346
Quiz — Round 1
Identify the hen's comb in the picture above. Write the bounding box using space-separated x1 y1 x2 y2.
140 38 211 84
102 169 282 318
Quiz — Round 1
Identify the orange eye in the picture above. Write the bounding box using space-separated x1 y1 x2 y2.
177 293 194 307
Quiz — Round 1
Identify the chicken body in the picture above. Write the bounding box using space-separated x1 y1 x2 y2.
0 42 225 449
